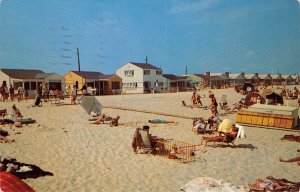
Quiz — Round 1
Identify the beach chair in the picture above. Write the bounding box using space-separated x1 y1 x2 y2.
132 128 156 154
219 95 231 114
201 132 237 147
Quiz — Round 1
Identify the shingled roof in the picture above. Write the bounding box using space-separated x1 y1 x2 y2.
129 62 161 70
0 69 45 79
71 71 104 79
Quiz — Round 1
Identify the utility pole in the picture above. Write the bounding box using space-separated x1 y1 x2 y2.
77 48 81 72
145 56 148 64
185 66 187 75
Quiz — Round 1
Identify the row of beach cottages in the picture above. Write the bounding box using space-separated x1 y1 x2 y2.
0 62 299 95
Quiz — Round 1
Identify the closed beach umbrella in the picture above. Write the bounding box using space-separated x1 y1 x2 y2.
218 119 233 133
0 172 35 192
266 92 284 105
80 96 102 115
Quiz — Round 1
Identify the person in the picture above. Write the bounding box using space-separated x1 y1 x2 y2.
37 84 43 96
17 86 24 102
109 116 120 127
32 94 42 107
71 85 77 105
24 89 29 101
81 84 87 96
90 114 107 124
42 83 49 101
196 94 203 106
132 125 157 153
191 91 197 105
148 119 177 124
208 110 222 129
0 82 5 102
9 84 14 101
193 118 207 134
12 104 22 119
210 94 218 113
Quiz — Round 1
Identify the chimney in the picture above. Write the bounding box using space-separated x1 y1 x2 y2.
241 72 245 77
255 73 258 77
206 71 210 77
224 72 229 77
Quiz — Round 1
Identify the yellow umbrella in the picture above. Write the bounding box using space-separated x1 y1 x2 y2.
218 119 233 133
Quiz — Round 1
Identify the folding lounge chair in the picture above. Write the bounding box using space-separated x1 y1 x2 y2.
201 132 237 147
132 128 155 154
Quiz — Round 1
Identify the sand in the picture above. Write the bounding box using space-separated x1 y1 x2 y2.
0 86 299 192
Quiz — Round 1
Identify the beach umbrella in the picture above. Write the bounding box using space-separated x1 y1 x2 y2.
80 96 102 115
0 172 35 192
260 88 273 99
245 92 265 106
218 119 234 133
243 82 255 93
266 92 284 105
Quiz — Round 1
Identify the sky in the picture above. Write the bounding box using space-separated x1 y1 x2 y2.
0 0 299 76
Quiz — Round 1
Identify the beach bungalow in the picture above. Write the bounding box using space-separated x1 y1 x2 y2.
258 74 272 86
229 73 246 87
282 75 294 85
0 68 45 96
162 74 188 92
290 75 299 85
270 74 284 85
244 73 260 85
35 73 65 91
207 72 230 88
185 74 209 90
116 62 164 94
98 74 122 95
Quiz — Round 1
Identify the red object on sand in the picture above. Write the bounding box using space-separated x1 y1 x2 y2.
0 172 35 192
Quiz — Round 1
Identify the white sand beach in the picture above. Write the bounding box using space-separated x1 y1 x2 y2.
0 87 300 192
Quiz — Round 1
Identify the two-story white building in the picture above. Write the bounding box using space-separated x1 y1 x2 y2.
116 62 164 94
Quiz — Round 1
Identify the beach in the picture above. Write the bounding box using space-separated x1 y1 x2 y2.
0 87 300 192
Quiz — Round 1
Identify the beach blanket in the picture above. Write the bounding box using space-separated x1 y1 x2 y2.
0 157 53 179
181 177 247 192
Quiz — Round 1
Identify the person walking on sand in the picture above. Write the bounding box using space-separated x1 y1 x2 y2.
71 85 77 104
9 84 14 101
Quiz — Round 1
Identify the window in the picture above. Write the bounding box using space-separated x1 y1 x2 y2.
144 70 150 75
112 82 120 89
122 82 137 88
24 82 30 90
156 70 162 75
125 70 134 76
30 82 37 90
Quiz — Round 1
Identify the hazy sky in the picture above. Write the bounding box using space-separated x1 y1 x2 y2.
0 0 299 75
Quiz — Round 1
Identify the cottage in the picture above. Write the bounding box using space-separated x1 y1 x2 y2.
35 73 65 91
244 73 260 85
162 74 188 92
116 62 164 94
185 74 209 90
229 73 246 87
0 68 45 96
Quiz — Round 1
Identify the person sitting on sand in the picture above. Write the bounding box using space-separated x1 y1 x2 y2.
193 118 207 134
208 110 222 129
109 116 120 127
12 104 22 119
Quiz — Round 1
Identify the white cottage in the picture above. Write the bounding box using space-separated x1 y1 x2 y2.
116 62 164 94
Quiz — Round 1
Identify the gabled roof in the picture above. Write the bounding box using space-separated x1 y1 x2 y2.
71 71 104 79
194 74 209 80
129 62 161 70
35 73 55 79
210 73 223 76
229 73 244 79
291 75 299 79
0 68 45 79
163 74 179 80
244 74 257 79
258 74 271 79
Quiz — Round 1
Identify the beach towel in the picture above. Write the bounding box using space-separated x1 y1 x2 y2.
235 124 245 139
19 118 36 124
0 172 35 192
149 119 168 123
181 177 247 192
